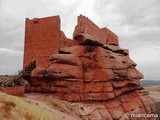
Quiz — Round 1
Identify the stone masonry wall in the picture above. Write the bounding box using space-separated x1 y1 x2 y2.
0 86 25 96
23 16 60 68
73 15 119 45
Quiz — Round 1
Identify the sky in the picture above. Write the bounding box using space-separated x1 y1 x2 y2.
0 0 160 80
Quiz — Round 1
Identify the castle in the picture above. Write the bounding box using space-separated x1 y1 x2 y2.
22 15 155 119
23 15 119 68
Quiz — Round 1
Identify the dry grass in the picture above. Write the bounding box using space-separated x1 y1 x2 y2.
0 92 61 120
156 102 160 116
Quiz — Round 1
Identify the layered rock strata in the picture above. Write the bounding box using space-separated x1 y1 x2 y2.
24 15 156 120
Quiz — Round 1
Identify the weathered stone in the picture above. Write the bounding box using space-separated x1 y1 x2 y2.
84 68 114 82
84 82 113 93
128 79 141 87
83 92 115 101
31 66 46 77
23 16 60 68
80 36 103 46
62 93 83 101
114 86 140 97
59 31 78 48
48 54 82 66
0 86 25 96
113 70 129 80
107 106 124 119
81 46 109 58
46 63 83 79
112 80 128 88
54 80 83 87
98 109 113 119
127 68 144 79
119 92 146 114
81 56 112 69
138 94 156 113
103 99 121 108
59 46 85 56
73 15 119 45
103 44 128 56
22 15 155 120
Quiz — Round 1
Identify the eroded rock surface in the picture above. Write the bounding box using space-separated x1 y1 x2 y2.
24 15 156 120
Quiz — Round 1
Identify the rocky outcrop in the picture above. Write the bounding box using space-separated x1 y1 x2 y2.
24 15 156 120
26 39 155 119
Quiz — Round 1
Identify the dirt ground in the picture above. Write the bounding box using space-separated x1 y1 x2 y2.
21 85 160 120
143 85 160 102
23 93 82 120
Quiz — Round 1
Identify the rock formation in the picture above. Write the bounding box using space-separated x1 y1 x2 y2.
23 15 156 119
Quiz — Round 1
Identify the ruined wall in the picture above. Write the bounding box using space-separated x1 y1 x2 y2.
22 15 155 119
0 86 25 96
23 16 60 68
101 27 119 45
59 31 78 48
73 15 119 45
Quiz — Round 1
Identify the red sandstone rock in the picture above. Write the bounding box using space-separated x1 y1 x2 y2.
84 68 114 82
47 63 83 79
104 99 121 108
23 15 155 120
60 46 85 56
31 66 46 77
84 82 113 93
62 93 83 101
112 80 129 88
83 92 115 101
107 105 124 119
48 54 82 66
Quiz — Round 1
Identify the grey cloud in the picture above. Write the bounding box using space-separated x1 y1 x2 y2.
0 54 23 75
94 0 160 37
137 63 160 80
0 0 160 80
0 47 22 55
94 0 160 80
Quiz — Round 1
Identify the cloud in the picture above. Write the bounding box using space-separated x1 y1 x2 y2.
94 0 160 80
0 47 22 55
94 0 160 37
0 0 159 80
130 44 160 64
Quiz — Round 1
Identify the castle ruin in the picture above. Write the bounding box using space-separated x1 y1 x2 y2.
22 15 155 119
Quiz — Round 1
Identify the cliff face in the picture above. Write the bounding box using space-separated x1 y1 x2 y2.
24 15 156 119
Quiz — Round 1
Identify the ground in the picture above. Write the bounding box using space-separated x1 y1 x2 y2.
0 84 159 120
24 93 82 120
143 85 160 102
0 92 61 120
143 84 160 116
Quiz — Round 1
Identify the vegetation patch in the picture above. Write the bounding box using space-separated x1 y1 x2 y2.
0 92 61 120
156 102 160 116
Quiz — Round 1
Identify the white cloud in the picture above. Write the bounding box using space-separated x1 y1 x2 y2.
56 0 77 5
0 47 22 55
130 45 160 65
